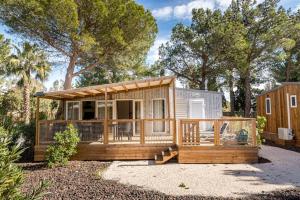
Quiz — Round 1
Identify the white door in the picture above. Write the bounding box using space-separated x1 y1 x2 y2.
189 99 206 130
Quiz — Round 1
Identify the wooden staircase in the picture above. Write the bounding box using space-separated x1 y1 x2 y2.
154 146 178 164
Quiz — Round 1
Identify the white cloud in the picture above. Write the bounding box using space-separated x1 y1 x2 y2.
294 4 300 12
152 6 173 20
147 38 169 64
174 0 215 19
152 0 271 21
216 0 231 10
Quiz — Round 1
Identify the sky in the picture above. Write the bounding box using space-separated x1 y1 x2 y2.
0 0 299 89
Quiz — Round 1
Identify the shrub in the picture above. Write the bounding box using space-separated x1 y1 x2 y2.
0 126 48 199
256 116 267 145
45 124 80 168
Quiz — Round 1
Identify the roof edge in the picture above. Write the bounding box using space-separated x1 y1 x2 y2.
256 82 300 97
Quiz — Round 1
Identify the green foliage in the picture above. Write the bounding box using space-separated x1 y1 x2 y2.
46 124 80 168
159 9 223 90
0 34 10 73
0 126 49 199
0 126 24 199
159 0 292 116
3 42 51 124
76 63 154 87
256 116 267 145
270 11 300 82
0 0 158 89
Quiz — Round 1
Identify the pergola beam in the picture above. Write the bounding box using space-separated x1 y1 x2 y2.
159 79 164 86
109 87 117 92
122 84 128 91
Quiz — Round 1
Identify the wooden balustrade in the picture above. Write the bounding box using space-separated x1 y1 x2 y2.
179 118 257 147
37 118 175 145
37 118 256 147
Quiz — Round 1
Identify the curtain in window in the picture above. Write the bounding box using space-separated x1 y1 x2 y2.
153 99 165 132
67 102 80 120
97 102 113 120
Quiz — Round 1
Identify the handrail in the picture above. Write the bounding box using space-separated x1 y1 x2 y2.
179 118 257 147
38 118 176 145
37 118 256 147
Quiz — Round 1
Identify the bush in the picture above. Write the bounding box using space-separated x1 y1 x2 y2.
0 126 48 199
9 121 36 162
45 124 80 168
256 116 267 145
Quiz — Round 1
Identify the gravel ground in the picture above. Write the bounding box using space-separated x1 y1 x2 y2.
103 145 300 198
20 145 300 199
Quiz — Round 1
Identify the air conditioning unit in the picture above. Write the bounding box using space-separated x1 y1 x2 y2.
278 128 293 140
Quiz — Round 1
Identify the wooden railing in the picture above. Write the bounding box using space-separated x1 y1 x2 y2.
179 118 257 146
37 119 176 145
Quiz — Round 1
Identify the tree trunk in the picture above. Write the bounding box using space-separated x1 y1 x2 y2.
285 56 292 81
63 55 77 89
23 82 31 124
244 68 251 117
56 54 77 119
201 55 208 90
229 71 235 115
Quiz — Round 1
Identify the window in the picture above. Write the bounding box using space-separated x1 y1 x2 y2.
66 101 80 120
152 99 166 132
97 101 113 120
290 95 297 108
265 98 271 115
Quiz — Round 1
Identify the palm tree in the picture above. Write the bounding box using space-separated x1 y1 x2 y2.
8 42 50 124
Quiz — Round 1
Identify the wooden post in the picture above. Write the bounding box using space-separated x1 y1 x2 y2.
62 100 65 120
140 119 145 144
166 85 171 140
104 87 108 144
35 97 40 146
196 121 200 144
214 120 220 146
172 79 177 144
178 120 182 146
252 119 257 146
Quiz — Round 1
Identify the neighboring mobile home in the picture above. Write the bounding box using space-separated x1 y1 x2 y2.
35 76 258 163
257 82 300 147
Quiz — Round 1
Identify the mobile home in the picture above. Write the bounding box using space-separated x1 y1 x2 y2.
35 76 258 163
257 82 300 147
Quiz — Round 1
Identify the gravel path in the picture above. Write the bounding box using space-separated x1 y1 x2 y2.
103 145 300 198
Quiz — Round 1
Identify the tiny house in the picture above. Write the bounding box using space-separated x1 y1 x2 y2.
257 82 300 147
34 76 258 163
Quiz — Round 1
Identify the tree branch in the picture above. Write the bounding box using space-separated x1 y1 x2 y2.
72 61 100 77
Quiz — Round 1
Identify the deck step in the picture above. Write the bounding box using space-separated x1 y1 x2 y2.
154 146 178 164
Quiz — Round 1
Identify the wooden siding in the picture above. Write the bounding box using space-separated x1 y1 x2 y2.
175 88 222 119
34 143 173 161
257 84 300 146
178 146 258 164
65 85 171 136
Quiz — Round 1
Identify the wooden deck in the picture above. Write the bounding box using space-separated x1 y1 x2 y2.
178 145 258 164
34 143 173 161
34 118 258 163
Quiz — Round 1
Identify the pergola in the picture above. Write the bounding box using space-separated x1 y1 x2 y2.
34 76 177 145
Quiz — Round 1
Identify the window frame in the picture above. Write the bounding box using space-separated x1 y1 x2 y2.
290 95 297 108
265 97 271 115
66 101 81 120
96 100 115 120
152 98 166 133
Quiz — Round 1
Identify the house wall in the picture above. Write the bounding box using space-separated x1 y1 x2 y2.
64 85 172 136
175 88 223 119
257 84 300 146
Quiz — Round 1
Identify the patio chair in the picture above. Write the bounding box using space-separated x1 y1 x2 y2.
117 122 133 141
92 122 103 141
200 122 229 143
